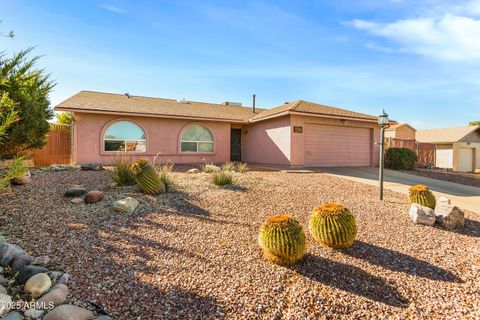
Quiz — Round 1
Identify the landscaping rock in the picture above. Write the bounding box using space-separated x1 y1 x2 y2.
2 311 23 320
80 163 103 171
10 254 33 272
32 256 50 266
187 168 199 174
435 203 465 230
84 191 104 204
37 284 68 309
0 266 4 273
112 197 139 213
0 243 26 266
409 203 436 226
11 171 32 185
64 187 86 197
94 316 112 320
0 285 7 295
48 271 63 283
0 294 12 316
24 308 44 319
43 305 94 320
25 273 52 297
57 273 70 285
438 196 451 205
70 198 84 205
0 275 8 285
17 266 49 284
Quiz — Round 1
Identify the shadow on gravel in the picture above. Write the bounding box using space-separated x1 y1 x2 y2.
446 218 480 238
163 190 210 216
295 254 409 307
343 241 462 282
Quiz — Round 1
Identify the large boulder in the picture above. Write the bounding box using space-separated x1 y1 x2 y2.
409 203 436 226
24 273 52 297
0 242 26 266
2 311 23 320
10 254 33 273
435 203 465 230
17 266 49 284
84 191 104 204
64 187 86 197
36 284 68 309
24 308 44 319
112 197 139 213
43 305 94 320
0 294 12 316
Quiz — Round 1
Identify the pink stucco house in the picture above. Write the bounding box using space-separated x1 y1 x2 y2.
55 91 381 167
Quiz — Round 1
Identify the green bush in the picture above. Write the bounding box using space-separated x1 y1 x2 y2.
385 147 417 170
1 157 27 190
111 156 136 186
212 171 233 186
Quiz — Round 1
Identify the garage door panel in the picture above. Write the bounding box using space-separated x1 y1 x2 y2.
305 124 371 167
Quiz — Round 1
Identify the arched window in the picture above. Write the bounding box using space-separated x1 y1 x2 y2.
180 124 214 152
104 120 146 152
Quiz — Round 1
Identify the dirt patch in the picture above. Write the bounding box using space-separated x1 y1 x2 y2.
0 169 478 319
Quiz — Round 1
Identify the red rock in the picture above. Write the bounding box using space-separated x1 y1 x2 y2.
84 191 104 204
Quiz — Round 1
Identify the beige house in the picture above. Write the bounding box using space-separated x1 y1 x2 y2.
385 123 416 140
416 126 480 172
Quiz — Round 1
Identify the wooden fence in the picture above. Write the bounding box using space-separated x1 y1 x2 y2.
385 137 435 167
32 124 72 167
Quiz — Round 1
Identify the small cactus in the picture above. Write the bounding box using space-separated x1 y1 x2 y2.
258 214 306 265
132 158 165 194
309 202 357 249
409 184 436 209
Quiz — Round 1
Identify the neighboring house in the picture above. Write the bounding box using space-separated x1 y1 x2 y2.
384 123 416 140
55 91 381 167
416 126 480 172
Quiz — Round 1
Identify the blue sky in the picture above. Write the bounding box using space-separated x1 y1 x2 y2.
2 0 480 129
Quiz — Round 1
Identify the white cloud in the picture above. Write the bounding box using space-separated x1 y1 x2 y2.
98 3 127 14
351 1 480 62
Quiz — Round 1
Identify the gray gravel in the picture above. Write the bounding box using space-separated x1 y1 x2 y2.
0 169 479 319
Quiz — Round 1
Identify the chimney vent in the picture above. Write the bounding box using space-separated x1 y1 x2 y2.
252 94 256 113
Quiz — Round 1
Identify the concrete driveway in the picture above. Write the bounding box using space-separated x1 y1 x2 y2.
319 167 480 213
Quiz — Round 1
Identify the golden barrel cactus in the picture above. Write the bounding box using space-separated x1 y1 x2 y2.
409 184 436 209
132 158 165 194
309 202 357 249
258 214 306 265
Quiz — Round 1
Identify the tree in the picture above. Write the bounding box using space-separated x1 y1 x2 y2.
469 120 480 126
0 93 18 141
0 48 55 158
56 112 72 125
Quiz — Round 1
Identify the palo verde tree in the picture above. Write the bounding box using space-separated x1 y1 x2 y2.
469 120 480 126
0 47 55 158
56 112 72 125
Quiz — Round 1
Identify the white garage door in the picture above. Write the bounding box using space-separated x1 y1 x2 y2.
436 147 453 169
304 124 372 167
458 148 474 172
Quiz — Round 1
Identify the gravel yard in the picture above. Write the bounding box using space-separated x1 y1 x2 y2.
0 169 479 319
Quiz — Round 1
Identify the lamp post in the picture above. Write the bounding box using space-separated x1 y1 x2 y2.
378 110 389 200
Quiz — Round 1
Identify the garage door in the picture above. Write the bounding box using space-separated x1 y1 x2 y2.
435 146 453 169
458 148 474 172
304 124 372 167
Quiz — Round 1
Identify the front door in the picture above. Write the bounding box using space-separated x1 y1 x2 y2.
230 128 241 161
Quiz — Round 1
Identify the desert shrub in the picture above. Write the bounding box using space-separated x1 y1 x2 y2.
409 184 436 209
309 202 357 249
0 157 27 190
132 158 165 194
212 170 233 186
385 147 417 170
236 162 248 173
258 214 306 265
159 162 174 190
111 156 136 186
203 163 221 173
222 161 235 171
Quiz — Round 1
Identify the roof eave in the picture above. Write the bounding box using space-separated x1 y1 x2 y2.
249 110 378 123
55 107 250 124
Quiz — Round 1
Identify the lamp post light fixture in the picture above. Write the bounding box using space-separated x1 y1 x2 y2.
378 110 389 200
